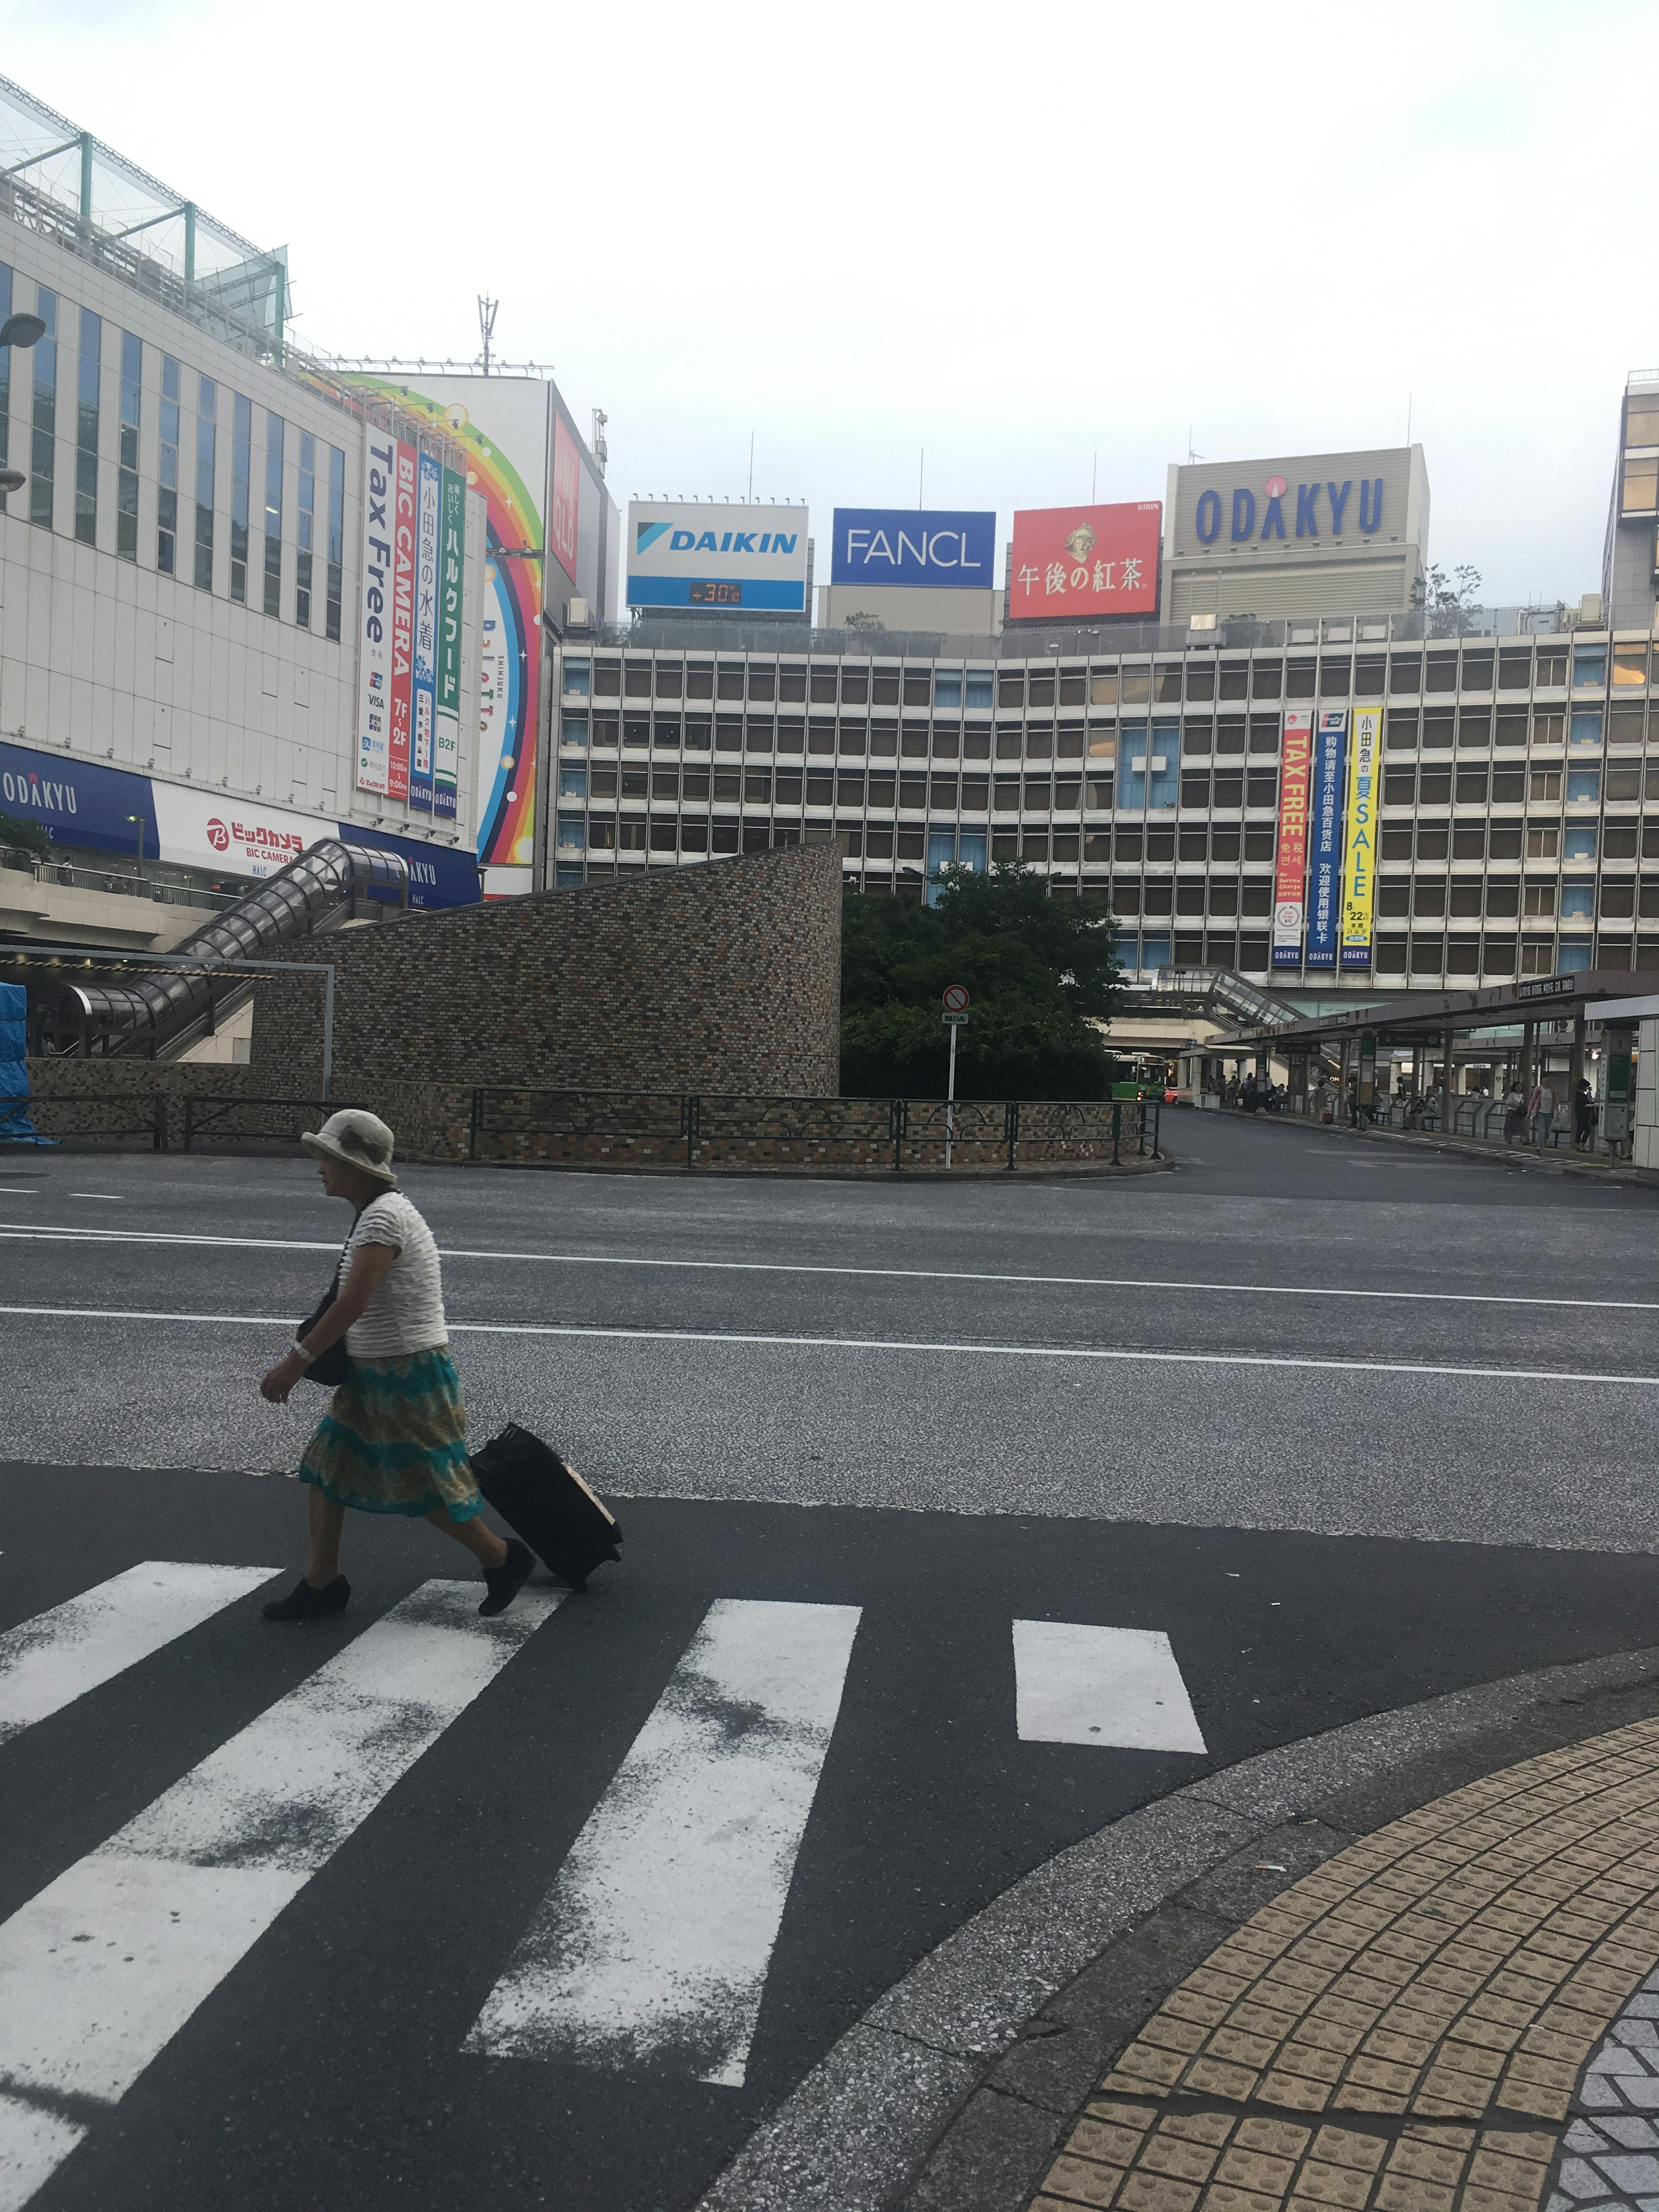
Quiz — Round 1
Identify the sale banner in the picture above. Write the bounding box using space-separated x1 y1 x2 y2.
408 449 440 815
1272 708 1313 968
1341 703 1381 968
433 465 464 821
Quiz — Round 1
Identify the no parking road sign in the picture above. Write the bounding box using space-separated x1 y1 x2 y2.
942 984 969 1026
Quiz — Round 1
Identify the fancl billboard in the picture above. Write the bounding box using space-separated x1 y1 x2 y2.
627 501 808 613
830 508 996 590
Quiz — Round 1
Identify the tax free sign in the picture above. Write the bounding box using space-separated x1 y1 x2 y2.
831 509 996 590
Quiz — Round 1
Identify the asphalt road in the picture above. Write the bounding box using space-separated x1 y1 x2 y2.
0 1112 1656 2211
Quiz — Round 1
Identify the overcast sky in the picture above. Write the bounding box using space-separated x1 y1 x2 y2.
5 0 1652 607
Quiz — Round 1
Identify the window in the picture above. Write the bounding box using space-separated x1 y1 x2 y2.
1425 655 1459 692
263 414 283 616
1495 711 1528 747
1389 656 1422 693
560 714 587 747
158 354 179 573
1089 671 1117 706
1573 649 1606 688
1560 882 1595 920
194 376 216 588
934 674 962 709
1457 710 1490 748
1612 646 1649 687
1285 659 1316 698
1569 709 1604 752
965 671 993 709
1563 824 1598 859
1535 650 1567 686
325 445 344 640
229 392 251 601
1627 394 1659 446
295 430 314 626
1497 651 1532 690
1252 661 1282 699
558 764 587 797
74 308 99 545
30 285 56 529
1526 826 1560 859
1530 768 1562 800
0 264 10 509
1533 710 1565 745
116 331 139 559
1567 769 1600 803
1621 453 1659 516
1184 664 1215 702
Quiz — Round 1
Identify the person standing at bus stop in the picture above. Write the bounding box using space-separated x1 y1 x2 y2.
1529 1074 1557 1149
257 1109 532 1620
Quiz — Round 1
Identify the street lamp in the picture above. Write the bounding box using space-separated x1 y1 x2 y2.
124 812 146 888
0 313 44 495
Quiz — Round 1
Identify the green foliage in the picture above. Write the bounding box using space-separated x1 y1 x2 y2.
0 812 50 860
839 860 1128 1099
1410 562 1483 637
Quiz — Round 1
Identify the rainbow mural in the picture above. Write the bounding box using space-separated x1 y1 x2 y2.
342 376 544 879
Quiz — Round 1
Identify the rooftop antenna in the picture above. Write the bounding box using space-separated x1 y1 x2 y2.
476 294 499 377
747 432 754 502
1186 427 1203 464
591 407 608 474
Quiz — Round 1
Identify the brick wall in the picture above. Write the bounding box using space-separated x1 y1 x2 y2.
246 845 843 1095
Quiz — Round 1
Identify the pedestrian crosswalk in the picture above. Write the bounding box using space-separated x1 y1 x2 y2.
0 1560 1211 2207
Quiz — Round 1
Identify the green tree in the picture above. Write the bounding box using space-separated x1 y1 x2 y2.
1411 561 1483 638
0 813 50 860
839 860 1128 1099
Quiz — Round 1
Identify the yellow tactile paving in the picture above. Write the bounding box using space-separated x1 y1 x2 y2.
1031 1717 1659 2212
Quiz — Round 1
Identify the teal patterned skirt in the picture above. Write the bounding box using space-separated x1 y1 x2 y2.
298 1346 482 1522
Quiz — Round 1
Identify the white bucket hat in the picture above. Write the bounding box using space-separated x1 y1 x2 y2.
301 1108 399 1185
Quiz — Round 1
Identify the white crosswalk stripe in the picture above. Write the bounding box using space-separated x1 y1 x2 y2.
1013 1619 1208 1753
466 1596 862 2088
0 1562 281 1745
0 1578 561 2209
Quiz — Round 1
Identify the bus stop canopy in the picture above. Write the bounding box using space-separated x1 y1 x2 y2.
1217 969 1659 1053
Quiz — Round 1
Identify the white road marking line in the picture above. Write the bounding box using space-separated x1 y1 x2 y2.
67 1195 123 1203
0 2088 83 2212
0 1304 1653 1387
0 1189 38 1196
0 1226 1653 1315
1013 1621 1208 1753
0 1564 280 1745
0 1578 559 2203
467 1596 861 2088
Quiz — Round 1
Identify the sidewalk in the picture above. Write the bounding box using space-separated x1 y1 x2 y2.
1214 1107 1654 1189
1030 1719 1659 2212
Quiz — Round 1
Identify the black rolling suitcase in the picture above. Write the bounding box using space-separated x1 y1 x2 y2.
470 1424 622 1592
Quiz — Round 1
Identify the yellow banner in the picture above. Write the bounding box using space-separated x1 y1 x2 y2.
1340 704 1381 966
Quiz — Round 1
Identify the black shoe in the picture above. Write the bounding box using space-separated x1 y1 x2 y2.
480 1538 534 1617
262 1574 350 1621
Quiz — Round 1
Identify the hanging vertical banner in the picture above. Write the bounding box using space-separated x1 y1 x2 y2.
387 438 416 803
1306 709 1348 969
354 433 396 796
433 465 464 821
408 450 440 816
1341 702 1381 969
1272 707 1313 967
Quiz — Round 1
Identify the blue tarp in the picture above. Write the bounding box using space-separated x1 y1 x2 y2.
0 980 51 1144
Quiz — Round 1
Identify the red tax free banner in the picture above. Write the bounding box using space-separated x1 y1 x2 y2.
388 439 417 801
1275 710 1313 904
1008 501 1160 620
550 413 580 588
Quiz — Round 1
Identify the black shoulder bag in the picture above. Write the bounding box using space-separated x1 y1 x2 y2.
297 1238 353 1388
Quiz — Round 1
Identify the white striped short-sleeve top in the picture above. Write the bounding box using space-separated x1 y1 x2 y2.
337 1191 448 1360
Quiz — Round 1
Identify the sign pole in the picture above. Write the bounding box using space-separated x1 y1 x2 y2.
946 1020 957 1169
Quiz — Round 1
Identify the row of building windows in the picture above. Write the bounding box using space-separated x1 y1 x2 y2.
556 760 1654 812
560 643 1646 708
556 708 1656 759
0 264 346 639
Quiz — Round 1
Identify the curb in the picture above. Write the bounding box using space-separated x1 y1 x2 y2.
693 1643 1659 2212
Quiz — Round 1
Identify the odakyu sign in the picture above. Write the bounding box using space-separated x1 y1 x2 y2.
1173 448 1416 556
1195 475 1385 544
830 508 997 589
